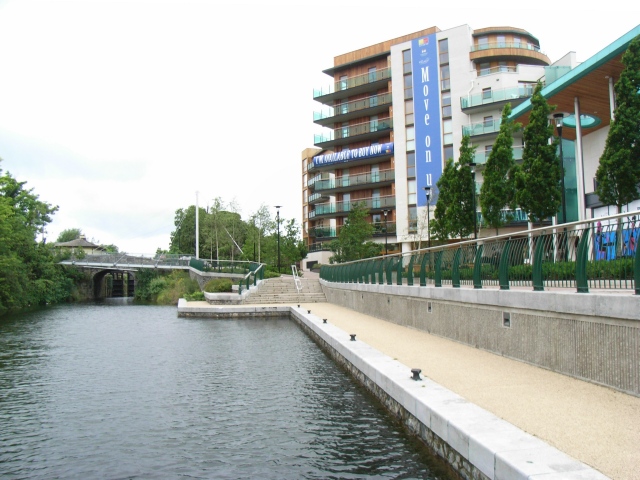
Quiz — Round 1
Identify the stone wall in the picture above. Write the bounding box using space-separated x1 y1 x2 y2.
321 281 640 396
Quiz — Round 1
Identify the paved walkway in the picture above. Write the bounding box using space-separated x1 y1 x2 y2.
185 299 639 479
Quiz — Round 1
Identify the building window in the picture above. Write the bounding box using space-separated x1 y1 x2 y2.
369 94 378 108
404 73 413 100
497 35 506 48
408 179 416 205
338 100 348 115
484 145 493 163
479 63 491 76
406 126 415 151
339 75 348 90
477 37 489 50
441 92 451 117
408 206 417 233
372 188 381 208
482 87 492 100
438 38 449 64
403 49 412 74
407 152 415 178
443 119 453 145
368 67 377 83
405 99 414 125
513 36 521 48
498 61 509 72
341 122 349 138
483 116 493 128
370 115 378 132
440 65 450 91
443 145 454 162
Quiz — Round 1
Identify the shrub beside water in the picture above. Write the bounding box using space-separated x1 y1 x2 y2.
204 278 233 293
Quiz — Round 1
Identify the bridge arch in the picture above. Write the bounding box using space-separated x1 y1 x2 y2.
92 269 136 299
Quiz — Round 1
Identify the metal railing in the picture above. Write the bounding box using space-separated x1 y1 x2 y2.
461 84 535 109
313 68 391 98
471 41 543 53
462 117 502 137
309 196 396 219
314 93 392 121
237 263 265 295
474 146 523 165
59 252 193 269
311 169 395 192
320 212 640 294
314 118 393 145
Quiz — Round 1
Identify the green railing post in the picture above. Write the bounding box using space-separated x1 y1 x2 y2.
363 260 370 284
385 258 393 285
378 258 385 284
435 251 443 287
419 252 429 287
473 244 484 289
246 276 250 291
533 234 545 291
499 240 511 290
406 254 415 286
576 228 590 293
396 257 403 285
635 237 640 295
452 248 462 288
238 279 243 295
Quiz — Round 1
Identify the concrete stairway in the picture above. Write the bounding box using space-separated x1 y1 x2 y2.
245 276 326 304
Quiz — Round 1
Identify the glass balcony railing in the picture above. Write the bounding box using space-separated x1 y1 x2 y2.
461 84 535 109
474 146 524 165
477 65 518 77
312 169 395 192
471 42 542 53
314 119 393 145
313 93 392 122
463 118 502 137
309 196 396 219
477 208 529 226
310 227 337 238
313 68 391 99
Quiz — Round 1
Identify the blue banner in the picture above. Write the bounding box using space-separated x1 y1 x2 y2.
312 142 394 168
412 35 442 206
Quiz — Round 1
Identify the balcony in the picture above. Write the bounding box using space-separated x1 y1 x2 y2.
470 42 550 66
477 65 517 77
462 117 502 138
313 68 391 104
474 146 523 165
309 226 337 239
461 84 535 111
308 192 329 204
309 196 396 219
310 169 395 194
477 208 530 227
309 222 397 239
313 93 392 127
314 118 393 149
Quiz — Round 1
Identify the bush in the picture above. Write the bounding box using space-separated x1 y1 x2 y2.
204 278 233 293
263 270 281 279
184 291 205 301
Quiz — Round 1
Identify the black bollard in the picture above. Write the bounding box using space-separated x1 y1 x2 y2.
350 334 356 341
411 368 422 381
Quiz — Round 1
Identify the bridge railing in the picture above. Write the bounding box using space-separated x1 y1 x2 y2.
60 252 193 268
320 211 640 294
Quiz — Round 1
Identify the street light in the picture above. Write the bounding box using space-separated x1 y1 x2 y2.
275 205 282 273
554 113 567 226
554 113 568 261
469 163 477 240
423 186 432 248
383 209 389 255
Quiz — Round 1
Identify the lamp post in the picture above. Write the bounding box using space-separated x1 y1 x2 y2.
553 113 567 225
383 209 389 255
423 186 431 248
469 163 477 239
275 205 282 273
554 113 567 261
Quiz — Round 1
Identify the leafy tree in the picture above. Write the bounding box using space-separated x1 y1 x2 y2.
0 163 78 316
279 219 308 270
56 228 82 243
595 35 640 216
515 81 561 224
431 135 476 240
245 204 273 263
479 103 519 234
328 202 381 263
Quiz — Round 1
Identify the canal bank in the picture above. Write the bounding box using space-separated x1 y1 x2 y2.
178 300 639 479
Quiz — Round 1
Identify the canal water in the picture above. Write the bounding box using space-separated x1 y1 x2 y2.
0 303 454 479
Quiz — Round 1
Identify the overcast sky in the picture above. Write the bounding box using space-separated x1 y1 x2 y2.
0 0 637 253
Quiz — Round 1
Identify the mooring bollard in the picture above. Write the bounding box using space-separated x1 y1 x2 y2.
411 368 422 381
323 318 327 324
350 334 356 341
308 310 311 314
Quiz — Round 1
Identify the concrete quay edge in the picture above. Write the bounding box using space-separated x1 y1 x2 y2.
177 301 609 480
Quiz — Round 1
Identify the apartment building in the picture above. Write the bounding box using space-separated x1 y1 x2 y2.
302 24 551 269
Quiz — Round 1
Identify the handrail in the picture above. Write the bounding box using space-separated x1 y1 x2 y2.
320 211 640 294
291 265 302 293
238 263 265 295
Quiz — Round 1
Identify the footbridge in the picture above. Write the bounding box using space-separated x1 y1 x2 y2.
59 254 263 299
